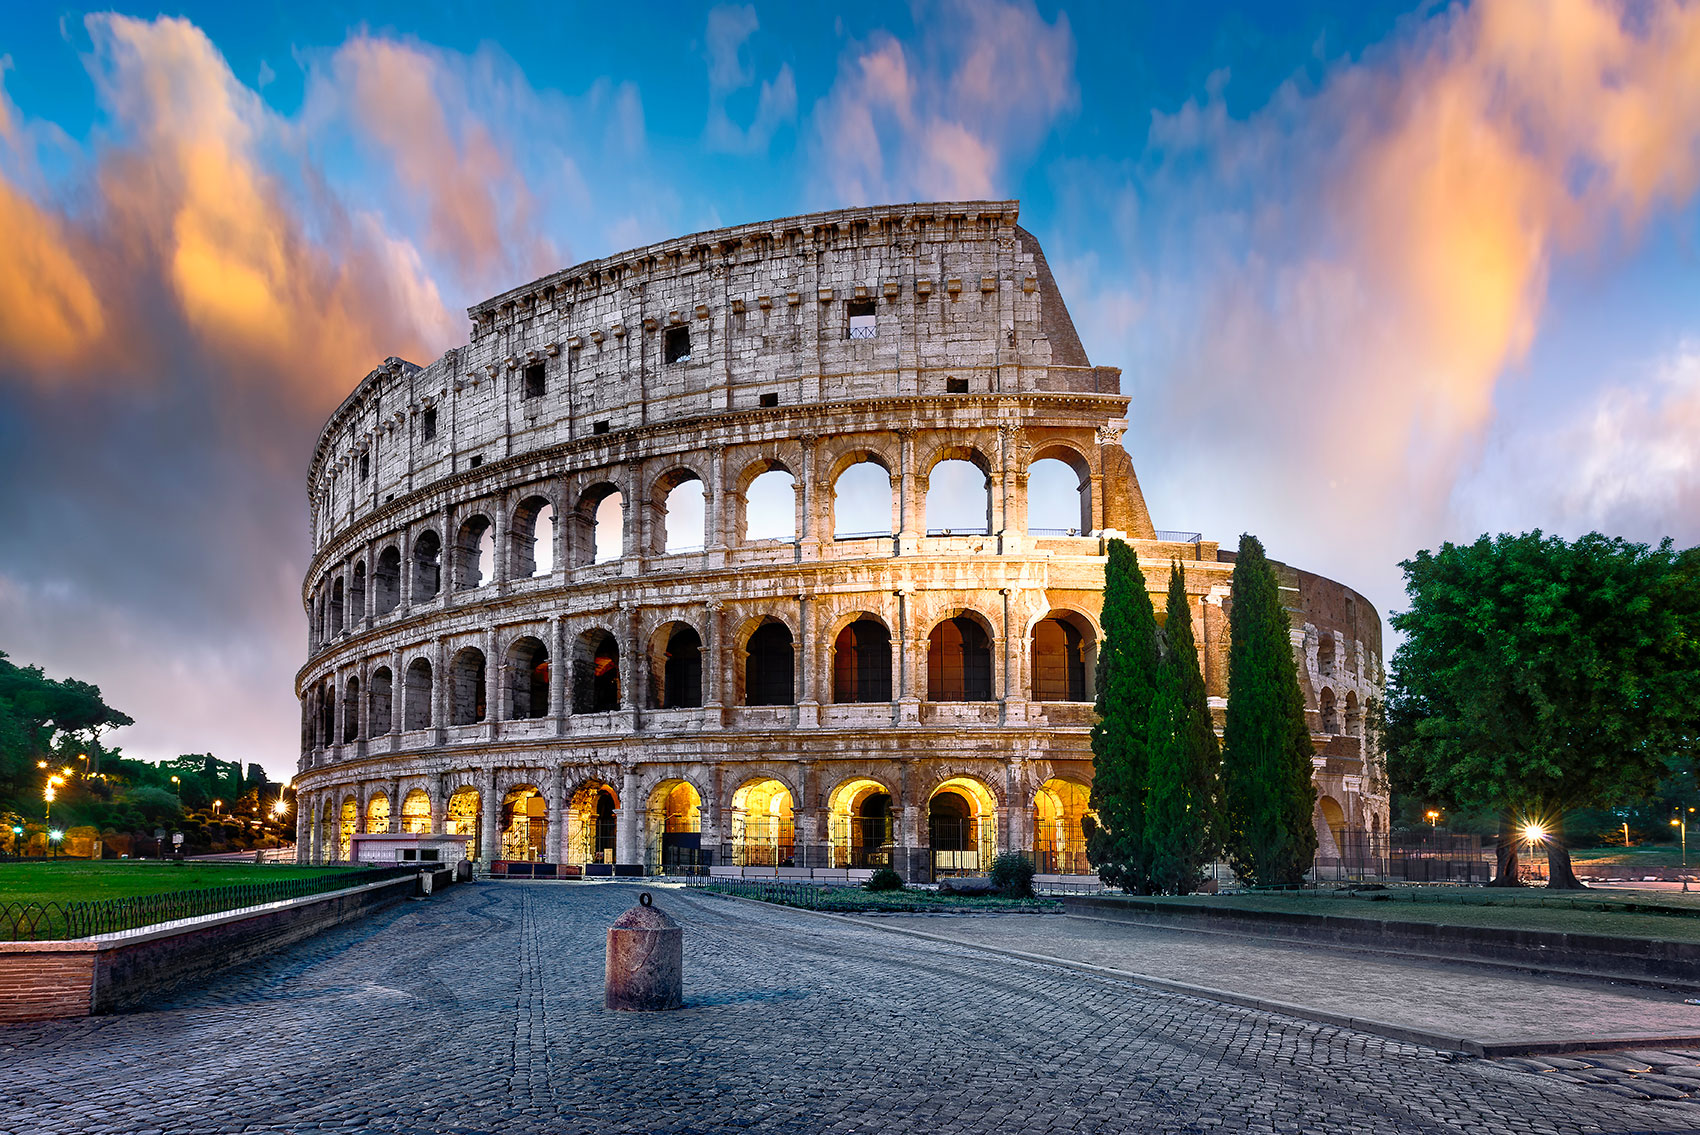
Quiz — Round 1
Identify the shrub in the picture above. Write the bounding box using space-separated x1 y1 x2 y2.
865 866 904 891
990 852 1036 898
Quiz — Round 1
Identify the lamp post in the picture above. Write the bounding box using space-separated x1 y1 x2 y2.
1624 822 1631 848
48 829 62 859
1673 815 1690 893
213 799 223 816
1425 810 1440 830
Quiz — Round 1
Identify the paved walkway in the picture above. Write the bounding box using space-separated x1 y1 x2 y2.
864 911 1700 1053
1 884 1698 1134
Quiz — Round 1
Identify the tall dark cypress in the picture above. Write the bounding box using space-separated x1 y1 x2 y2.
1221 535 1317 886
1087 539 1160 891
1143 562 1220 894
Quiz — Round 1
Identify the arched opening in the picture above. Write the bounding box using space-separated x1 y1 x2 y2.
412 530 442 601
403 658 432 730
1319 687 1339 734
646 780 703 873
565 782 618 866
828 778 893 869
832 617 892 703
449 647 487 725
1033 778 1093 875
1317 634 1336 677
500 784 547 861
572 629 620 713
374 546 401 615
369 666 393 735
731 778 794 866
446 787 480 858
649 622 703 709
330 577 345 634
741 466 796 542
742 620 795 706
1318 795 1347 859
928 615 993 701
505 636 550 720
455 515 495 590
1026 452 1092 535
1344 691 1361 737
832 458 893 538
350 561 367 625
571 485 625 565
1031 612 1094 702
318 680 335 747
365 791 390 835
924 457 991 535
510 496 555 577
342 676 361 743
319 799 336 862
655 473 706 555
338 797 357 861
929 777 995 877
400 788 431 834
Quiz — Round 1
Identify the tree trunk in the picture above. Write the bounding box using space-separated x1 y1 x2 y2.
1545 813 1589 890
1488 811 1523 887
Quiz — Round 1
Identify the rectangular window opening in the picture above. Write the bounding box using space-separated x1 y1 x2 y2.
664 325 691 364
523 363 546 400
847 298 876 340
359 453 370 479
469 455 483 468
946 377 969 394
593 420 611 435
422 407 437 441
758 392 779 408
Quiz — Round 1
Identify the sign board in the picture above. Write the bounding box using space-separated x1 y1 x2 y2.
154 828 165 839
172 833 184 845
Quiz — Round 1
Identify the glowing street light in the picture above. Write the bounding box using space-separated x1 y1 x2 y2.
1673 815 1690 893
48 829 62 858
1522 822 1546 844
212 799 223 815
1425 810 1441 830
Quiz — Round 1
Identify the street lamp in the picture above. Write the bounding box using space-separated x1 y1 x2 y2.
48 829 62 859
1425 810 1441 830
44 772 65 830
213 799 223 815
170 775 180 798
1673 815 1690 893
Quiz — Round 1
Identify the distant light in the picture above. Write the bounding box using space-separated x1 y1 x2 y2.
48 829 62 841
1523 823 1546 842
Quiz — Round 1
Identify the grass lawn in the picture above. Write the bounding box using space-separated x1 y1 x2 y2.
1569 845 1692 868
0 861 356 906
1140 887 1700 943
703 881 1061 915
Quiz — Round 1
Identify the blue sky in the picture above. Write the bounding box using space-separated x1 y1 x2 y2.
1 0 1697 780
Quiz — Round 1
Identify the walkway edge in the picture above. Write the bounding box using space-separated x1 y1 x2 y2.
692 891 1700 1058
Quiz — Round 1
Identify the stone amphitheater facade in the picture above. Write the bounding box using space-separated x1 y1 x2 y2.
293 200 1387 880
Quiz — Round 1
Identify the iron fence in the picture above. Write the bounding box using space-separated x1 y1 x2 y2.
0 865 418 941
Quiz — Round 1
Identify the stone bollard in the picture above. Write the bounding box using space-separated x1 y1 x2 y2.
605 892 683 1011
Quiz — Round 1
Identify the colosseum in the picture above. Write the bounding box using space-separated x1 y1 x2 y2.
293 200 1387 881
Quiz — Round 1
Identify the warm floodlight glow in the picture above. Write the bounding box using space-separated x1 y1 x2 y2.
1522 823 1546 842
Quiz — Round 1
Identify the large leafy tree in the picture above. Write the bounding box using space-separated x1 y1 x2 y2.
1221 535 1318 886
1386 532 1700 889
0 650 132 807
1087 539 1161 891
1143 563 1221 894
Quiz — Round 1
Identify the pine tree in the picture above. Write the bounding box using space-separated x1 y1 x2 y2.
1088 539 1160 892
1221 535 1317 886
1143 562 1220 894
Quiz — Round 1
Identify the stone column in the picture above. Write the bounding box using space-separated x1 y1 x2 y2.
796 593 818 727
484 625 500 739
480 767 500 862
703 601 724 710
553 481 570 582
493 492 510 594
432 771 449 836
399 526 414 614
896 587 921 721
551 614 569 732
625 604 643 730
440 504 456 608
432 636 448 740
706 444 726 553
545 766 566 864
616 768 640 867
389 647 404 740
363 544 377 628
897 427 919 553
798 434 821 560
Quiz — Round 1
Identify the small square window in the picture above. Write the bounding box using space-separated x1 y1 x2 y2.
469 455 483 468
523 363 546 400
758 392 779 408
847 298 876 340
664 325 691 364
946 377 969 394
359 453 370 479
385 494 394 504
593 420 611 435
422 407 437 441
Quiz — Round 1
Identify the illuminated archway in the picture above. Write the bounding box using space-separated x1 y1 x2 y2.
731 778 794 867
1033 778 1093 875
400 788 431 834
338 797 357 861
928 777 995 877
827 777 893 869
446 787 481 859
646 780 703 873
565 782 619 866
500 784 547 861
365 792 391 835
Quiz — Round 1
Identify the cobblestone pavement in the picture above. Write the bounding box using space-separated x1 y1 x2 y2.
3 884 1699 1135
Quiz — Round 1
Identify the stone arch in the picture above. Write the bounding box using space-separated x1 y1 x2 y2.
505 635 550 720
927 776 996 876
1319 686 1339 734
832 614 893 703
454 513 495 590
369 666 393 735
338 796 358 861
365 790 391 834
730 777 796 867
1344 690 1361 737
1317 795 1347 860
571 481 624 566
650 465 708 555
445 786 481 857
645 777 704 873
1317 632 1336 678
317 679 335 747
827 776 895 869
1025 444 1093 535
1029 609 1096 702
412 529 442 601
510 493 556 578
1033 777 1093 875
400 788 431 834
500 783 548 861
572 627 621 713
829 450 895 538
341 675 361 743
350 561 367 625
319 797 337 862
648 620 703 709
374 545 401 615
922 446 993 535
565 779 620 866
926 611 995 702
449 647 487 725
403 657 432 730
737 615 795 706
736 457 797 544
330 576 345 634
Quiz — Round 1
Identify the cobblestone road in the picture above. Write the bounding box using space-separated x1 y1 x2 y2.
3 884 1698 1135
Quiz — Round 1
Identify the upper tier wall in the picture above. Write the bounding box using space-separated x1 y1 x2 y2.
307 202 1117 550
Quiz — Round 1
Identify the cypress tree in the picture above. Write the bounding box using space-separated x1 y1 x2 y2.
1088 539 1160 892
1144 562 1220 894
1221 535 1318 886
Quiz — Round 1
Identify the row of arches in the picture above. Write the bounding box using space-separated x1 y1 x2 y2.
1317 687 1363 737
310 449 1099 649
304 609 1098 748
312 774 1094 877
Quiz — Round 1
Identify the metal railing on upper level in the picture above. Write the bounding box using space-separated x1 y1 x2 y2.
1153 530 1203 543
